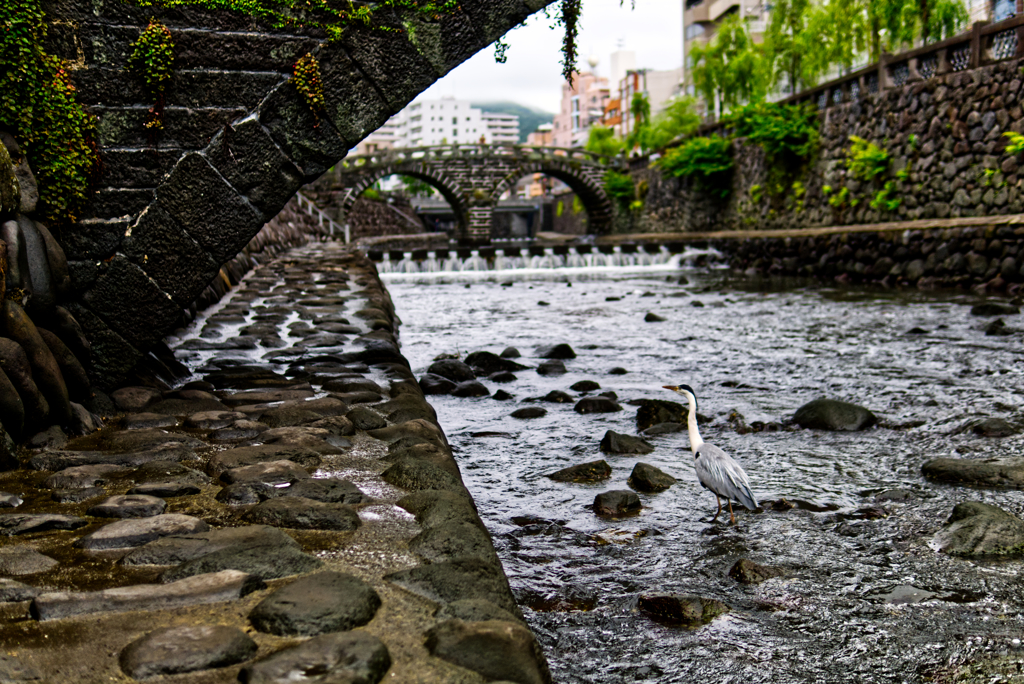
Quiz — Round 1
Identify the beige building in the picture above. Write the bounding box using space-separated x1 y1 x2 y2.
552 72 610 148
682 0 768 111
618 66 684 140
526 123 554 147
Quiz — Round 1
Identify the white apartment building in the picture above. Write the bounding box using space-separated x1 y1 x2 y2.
380 97 521 148
481 112 520 144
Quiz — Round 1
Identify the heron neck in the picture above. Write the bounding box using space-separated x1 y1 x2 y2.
686 394 703 453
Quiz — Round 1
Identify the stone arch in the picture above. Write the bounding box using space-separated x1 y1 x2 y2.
337 163 469 235
489 159 615 236
64 0 559 386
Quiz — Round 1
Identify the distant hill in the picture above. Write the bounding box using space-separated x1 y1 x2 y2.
473 101 554 143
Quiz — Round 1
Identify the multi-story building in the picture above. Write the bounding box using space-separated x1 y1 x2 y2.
354 115 401 155
618 66 684 140
682 0 769 114
526 123 554 147
481 112 520 144
552 72 610 148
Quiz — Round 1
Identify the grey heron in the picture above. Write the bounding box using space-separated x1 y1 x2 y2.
663 384 757 525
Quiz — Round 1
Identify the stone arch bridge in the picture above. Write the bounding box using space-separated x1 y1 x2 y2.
316 144 624 242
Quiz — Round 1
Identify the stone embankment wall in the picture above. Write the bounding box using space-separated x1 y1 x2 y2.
637 58 1024 234
715 223 1024 293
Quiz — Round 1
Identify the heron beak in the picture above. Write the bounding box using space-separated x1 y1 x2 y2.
662 385 678 391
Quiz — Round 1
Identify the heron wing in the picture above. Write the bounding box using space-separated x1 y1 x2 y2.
694 443 758 510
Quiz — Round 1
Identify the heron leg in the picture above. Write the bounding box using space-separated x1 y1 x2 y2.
711 495 721 523
728 500 736 525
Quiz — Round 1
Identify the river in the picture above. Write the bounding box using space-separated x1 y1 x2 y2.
385 266 1024 684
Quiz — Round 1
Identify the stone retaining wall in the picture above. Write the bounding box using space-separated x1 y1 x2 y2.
636 58 1024 235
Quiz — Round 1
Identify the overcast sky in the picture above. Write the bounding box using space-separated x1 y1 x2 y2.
417 1 684 114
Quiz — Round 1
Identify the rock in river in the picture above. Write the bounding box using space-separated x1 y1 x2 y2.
419 373 456 395
575 397 622 414
972 417 1018 437
464 350 528 374
729 558 786 584
119 625 257 680
792 398 876 431
970 302 1020 316
600 430 654 454
546 460 611 483
593 490 641 516
921 456 1024 488
536 343 576 359
426 619 551 684
87 494 167 519
634 399 686 431
452 380 490 398
638 593 729 626
627 463 676 492
426 359 476 383
536 360 566 376
933 501 1024 558
511 407 546 419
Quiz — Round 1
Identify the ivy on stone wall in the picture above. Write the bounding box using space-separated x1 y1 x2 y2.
128 19 176 130
292 53 325 124
0 0 98 224
656 135 734 200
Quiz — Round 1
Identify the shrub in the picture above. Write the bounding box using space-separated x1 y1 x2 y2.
604 170 635 208
845 136 890 182
656 136 733 199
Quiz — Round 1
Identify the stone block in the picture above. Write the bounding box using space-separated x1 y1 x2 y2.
310 45 394 145
124 204 221 306
206 115 304 217
426 619 552 684
81 255 183 349
172 31 317 71
156 153 266 262
119 625 257 679
240 632 390 684
248 572 381 636
92 106 248 149
65 303 142 390
404 9 486 77
96 149 181 189
258 83 350 181
62 218 126 261
459 0 534 45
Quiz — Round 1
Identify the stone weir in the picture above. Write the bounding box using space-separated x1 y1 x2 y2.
0 243 551 684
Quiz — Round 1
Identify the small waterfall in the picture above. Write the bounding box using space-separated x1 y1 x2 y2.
462 250 488 271
396 252 419 273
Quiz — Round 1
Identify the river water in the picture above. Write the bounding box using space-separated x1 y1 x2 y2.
384 265 1024 683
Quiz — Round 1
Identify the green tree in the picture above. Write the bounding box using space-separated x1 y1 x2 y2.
641 96 701 151
585 125 624 156
691 13 768 117
397 175 436 198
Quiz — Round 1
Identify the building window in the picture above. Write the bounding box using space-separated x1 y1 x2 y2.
685 23 705 39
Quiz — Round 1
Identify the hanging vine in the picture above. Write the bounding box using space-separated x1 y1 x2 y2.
560 0 581 84
127 19 175 131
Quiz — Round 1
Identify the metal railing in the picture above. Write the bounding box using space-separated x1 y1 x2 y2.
294 192 350 243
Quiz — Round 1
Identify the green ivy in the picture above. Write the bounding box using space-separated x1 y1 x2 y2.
845 136 890 183
1003 131 1024 156
0 0 98 224
292 53 325 123
604 170 635 209
656 135 733 200
128 19 175 130
725 101 819 195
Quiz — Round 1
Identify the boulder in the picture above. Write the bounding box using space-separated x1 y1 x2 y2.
536 344 576 359
0 366 24 440
536 360 566 376
426 619 552 684
922 456 1024 487
419 373 456 395
644 312 666 322
593 490 641 516
489 371 516 383
111 386 162 412
541 390 573 403
384 557 520 618
3 300 70 424
248 572 381 636
87 494 167 519
239 632 390 684
511 407 546 419
121 525 298 567
970 302 1020 316
220 460 311 486
452 380 490 398
243 497 361 531
464 351 528 374
425 359 476 383
0 336 48 432
0 546 58 576
408 521 497 565
76 514 209 550
0 578 39 603
627 463 676 492
500 347 521 358
972 417 1017 437
728 558 786 584
119 625 257 680
933 501 1024 558
635 399 687 431
546 460 611 483
346 406 387 430
575 397 622 414
600 430 654 454
638 593 729 626
570 380 601 392
792 398 876 431
0 513 87 536
37 328 89 401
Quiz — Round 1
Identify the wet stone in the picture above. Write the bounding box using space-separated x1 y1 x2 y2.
489 371 517 383
161 541 322 583
409 521 496 564
111 386 163 412
278 478 368 504
119 625 257 680
972 417 1018 437
635 399 686 431
27 425 68 450
382 456 462 493
321 377 383 395
537 343 576 359
627 463 677 492
0 654 41 681
208 445 321 475
426 619 552 684
570 380 601 392
0 491 22 508
419 373 456 395
609 367 628 375
0 546 58 575
0 578 40 603
128 481 202 498
922 456 1024 487
642 422 685 436
220 460 311 486
240 631 391 684
384 557 520 617
438 598 524 625
216 483 273 505
541 390 573 403
729 558 787 584
970 302 1020 316
638 593 729 626
425 359 476 383
243 497 361 531
536 360 566 376
346 406 387 430
122 525 299 567
0 513 88 536
76 514 210 550
492 390 514 401
644 312 666 322
501 347 521 358
452 380 490 398
44 464 126 489
124 413 179 430
575 397 623 414
594 490 642 516
31 443 194 471
546 460 611 483
793 399 876 431
933 501 1024 558
600 430 654 454
87 494 168 519
51 486 105 503
134 460 210 486
184 410 247 429
31 570 265 621
209 420 268 442
249 571 381 637
511 407 546 419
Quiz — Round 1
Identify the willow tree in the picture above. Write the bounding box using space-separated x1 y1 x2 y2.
691 13 768 117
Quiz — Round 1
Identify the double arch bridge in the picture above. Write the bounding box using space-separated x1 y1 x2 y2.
317 144 626 243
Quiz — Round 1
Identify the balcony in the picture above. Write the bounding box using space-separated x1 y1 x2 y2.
685 4 710 23
708 0 739 21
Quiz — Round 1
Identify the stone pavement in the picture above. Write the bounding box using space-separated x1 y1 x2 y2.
0 243 550 683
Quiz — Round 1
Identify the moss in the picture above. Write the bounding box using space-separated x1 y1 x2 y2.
292 52 325 124
0 0 98 224
127 19 176 131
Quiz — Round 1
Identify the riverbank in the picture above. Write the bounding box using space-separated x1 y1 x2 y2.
0 243 549 683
